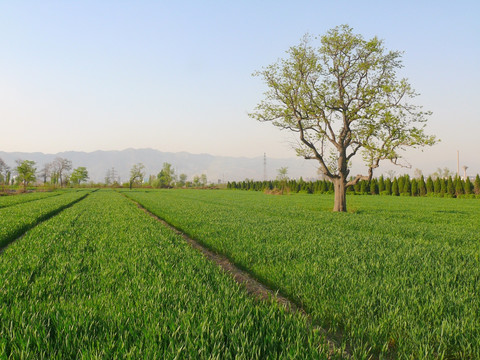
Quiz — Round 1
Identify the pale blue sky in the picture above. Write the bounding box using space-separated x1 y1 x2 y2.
1 1 479 175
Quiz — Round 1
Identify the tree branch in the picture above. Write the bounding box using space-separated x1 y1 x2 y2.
297 119 335 178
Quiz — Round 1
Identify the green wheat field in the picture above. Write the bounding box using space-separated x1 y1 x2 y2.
1 189 479 359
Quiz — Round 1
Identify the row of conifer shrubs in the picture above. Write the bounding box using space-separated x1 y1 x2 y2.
227 174 480 198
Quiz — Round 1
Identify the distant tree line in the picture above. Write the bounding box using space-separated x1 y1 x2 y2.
228 174 480 198
0 156 89 192
1 156 212 191
126 162 209 189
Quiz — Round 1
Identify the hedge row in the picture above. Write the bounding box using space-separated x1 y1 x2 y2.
227 174 480 198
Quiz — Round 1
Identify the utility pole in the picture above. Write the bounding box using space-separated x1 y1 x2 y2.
111 167 117 184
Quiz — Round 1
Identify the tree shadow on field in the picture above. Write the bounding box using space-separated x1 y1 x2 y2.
345 207 366 214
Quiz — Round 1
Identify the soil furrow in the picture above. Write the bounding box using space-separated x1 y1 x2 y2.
123 193 351 359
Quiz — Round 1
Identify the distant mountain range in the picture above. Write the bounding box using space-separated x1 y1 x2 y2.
0 148 320 183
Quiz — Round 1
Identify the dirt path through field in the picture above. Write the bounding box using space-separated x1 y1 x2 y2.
124 193 351 359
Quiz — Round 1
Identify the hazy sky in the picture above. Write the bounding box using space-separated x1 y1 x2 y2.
1 1 479 175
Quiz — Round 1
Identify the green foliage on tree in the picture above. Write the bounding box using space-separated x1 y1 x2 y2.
276 167 288 182
360 180 368 194
276 167 289 193
226 174 480 200
177 173 188 188
129 163 146 190
418 176 426 196
392 178 399 196
440 178 447 196
398 177 405 194
411 178 418 196
455 177 464 197
250 25 436 211
70 167 89 185
353 181 361 193
16 160 36 192
475 175 480 195
384 178 392 195
200 174 208 187
402 176 411 195
328 181 334 192
464 177 472 195
378 175 385 193
0 158 10 186
434 178 441 194
193 175 200 187
446 177 455 197
157 163 175 188
426 176 434 194
370 178 378 195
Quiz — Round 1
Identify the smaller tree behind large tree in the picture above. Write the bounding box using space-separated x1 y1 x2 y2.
16 160 36 192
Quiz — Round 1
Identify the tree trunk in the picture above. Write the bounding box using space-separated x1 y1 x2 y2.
333 178 347 212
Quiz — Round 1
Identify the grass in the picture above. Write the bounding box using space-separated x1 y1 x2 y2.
0 190 91 249
0 190 331 359
0 191 61 209
121 189 480 359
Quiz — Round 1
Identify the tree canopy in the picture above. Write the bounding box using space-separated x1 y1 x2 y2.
16 160 37 191
52 157 72 187
70 167 89 185
0 158 10 185
157 162 175 188
250 25 436 211
129 163 146 189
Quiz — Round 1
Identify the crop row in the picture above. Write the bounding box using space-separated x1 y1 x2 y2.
0 190 332 359
0 191 61 209
122 189 480 359
0 190 91 249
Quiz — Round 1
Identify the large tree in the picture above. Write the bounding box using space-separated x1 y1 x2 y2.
250 25 436 211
